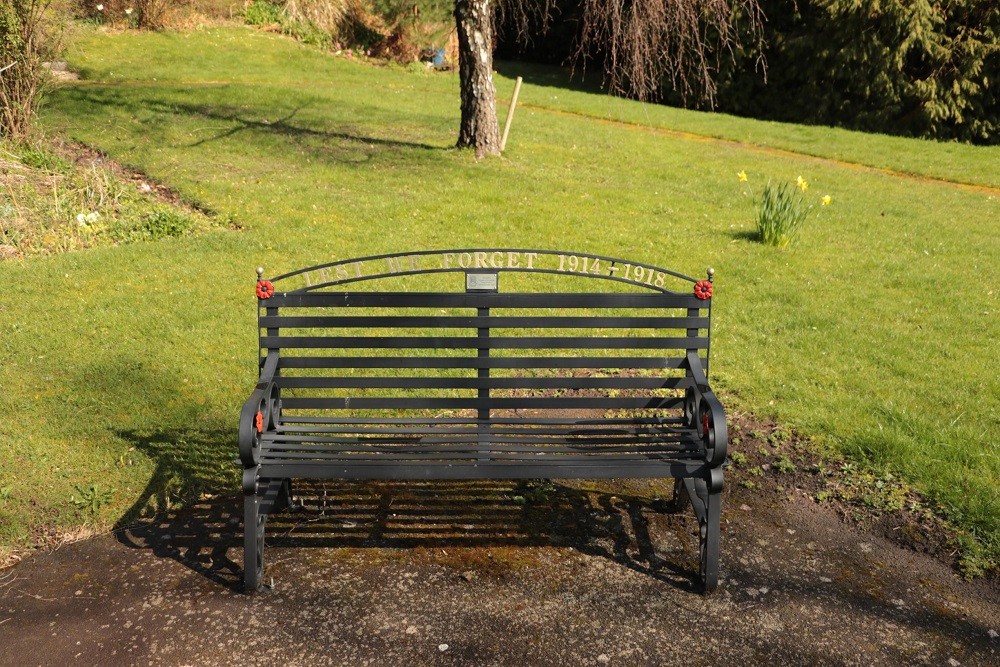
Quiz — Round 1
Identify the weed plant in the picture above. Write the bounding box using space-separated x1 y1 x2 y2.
243 0 284 27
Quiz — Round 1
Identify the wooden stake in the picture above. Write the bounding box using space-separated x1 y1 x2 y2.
500 76 523 153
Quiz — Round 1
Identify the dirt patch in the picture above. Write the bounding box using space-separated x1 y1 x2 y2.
724 411 972 573
44 137 218 217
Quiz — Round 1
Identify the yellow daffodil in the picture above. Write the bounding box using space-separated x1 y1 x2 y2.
821 195 832 206
737 170 748 182
796 175 809 191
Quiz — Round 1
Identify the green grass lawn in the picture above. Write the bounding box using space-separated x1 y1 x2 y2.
2 26 998 570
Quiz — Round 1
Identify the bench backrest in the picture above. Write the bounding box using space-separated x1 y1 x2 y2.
256 249 714 421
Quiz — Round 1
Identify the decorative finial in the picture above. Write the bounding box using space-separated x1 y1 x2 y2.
256 267 264 279
707 267 715 282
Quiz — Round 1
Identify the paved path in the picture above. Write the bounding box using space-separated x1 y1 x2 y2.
1 478 997 666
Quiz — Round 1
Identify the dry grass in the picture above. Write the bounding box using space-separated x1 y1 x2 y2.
0 139 223 259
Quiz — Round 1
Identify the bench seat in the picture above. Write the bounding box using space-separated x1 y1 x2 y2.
258 416 709 479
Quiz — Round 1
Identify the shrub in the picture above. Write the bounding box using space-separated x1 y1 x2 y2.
133 0 174 29
283 0 347 34
0 0 60 141
244 0 284 26
244 1 352 49
242 1 455 64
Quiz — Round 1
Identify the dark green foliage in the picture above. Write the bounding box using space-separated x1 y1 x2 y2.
16 144 70 171
716 0 1000 144
243 0 284 26
109 208 195 243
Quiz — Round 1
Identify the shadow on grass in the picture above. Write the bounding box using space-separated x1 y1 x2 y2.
111 426 703 594
50 86 445 165
178 101 443 154
494 59 608 98
728 229 761 244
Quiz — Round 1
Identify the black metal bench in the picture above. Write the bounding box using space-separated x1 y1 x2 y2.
239 249 727 593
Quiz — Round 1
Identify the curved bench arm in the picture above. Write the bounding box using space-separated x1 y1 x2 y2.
685 351 728 469
238 352 280 468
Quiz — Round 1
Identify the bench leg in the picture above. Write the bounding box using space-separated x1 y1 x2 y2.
697 468 723 593
243 469 265 593
673 470 722 593
699 487 721 593
244 492 265 592
274 478 299 513
670 477 691 513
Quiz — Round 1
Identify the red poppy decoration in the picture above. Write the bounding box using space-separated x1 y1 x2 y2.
693 280 713 300
702 411 711 437
255 410 264 433
256 280 275 299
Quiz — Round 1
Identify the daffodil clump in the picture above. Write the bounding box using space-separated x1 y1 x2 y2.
738 171 831 248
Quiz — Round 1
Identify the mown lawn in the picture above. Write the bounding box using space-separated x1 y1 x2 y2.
2 26 998 569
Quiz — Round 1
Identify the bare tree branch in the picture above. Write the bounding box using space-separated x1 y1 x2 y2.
498 0 765 105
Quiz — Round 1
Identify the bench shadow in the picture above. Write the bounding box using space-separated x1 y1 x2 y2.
113 428 702 594
112 427 243 589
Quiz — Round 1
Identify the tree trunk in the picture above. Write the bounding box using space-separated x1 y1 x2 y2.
454 0 500 158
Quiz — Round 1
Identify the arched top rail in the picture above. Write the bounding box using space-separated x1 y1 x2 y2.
267 249 704 295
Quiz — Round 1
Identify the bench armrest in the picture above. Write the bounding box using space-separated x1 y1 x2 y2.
685 351 728 468
238 352 280 467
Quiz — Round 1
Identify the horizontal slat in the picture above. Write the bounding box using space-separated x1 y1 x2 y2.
265 438 696 451
262 336 707 350
259 315 710 329
274 376 694 390
280 396 684 410
278 356 694 370
257 460 707 481
266 427 695 444
267 292 704 309
262 449 696 461
278 416 686 426
276 425 684 436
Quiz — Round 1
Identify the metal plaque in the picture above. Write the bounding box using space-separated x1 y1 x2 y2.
466 272 499 292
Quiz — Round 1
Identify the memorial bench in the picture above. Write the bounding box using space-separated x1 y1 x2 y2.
239 249 727 593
